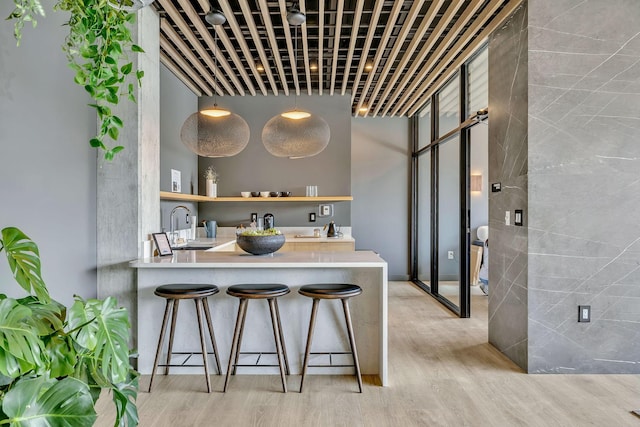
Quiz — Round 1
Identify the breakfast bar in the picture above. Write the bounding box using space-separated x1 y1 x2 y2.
132 250 389 386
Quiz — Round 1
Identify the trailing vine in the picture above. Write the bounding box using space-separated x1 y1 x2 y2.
7 0 146 160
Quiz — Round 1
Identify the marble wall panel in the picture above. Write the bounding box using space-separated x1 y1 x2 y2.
488 3 529 371
527 0 640 373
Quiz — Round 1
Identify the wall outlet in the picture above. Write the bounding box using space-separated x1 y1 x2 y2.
309 212 316 222
318 204 333 217
448 251 454 260
578 305 591 322
251 213 258 223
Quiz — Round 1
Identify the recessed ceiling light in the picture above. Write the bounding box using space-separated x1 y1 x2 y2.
310 61 318 71
256 61 264 72
364 61 373 71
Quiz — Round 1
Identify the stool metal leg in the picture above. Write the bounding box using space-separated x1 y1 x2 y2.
224 298 248 392
202 297 222 375
342 298 363 393
273 298 290 375
165 299 180 375
299 298 320 393
267 298 288 393
149 299 172 392
194 298 211 393
231 298 249 376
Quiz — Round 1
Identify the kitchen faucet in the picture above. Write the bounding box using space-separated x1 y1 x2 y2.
169 205 191 246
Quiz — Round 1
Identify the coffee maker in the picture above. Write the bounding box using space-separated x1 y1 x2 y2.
263 213 275 230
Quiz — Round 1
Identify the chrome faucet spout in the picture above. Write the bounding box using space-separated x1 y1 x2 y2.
169 205 191 246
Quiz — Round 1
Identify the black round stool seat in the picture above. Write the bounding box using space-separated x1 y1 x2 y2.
299 283 362 299
154 283 219 298
227 283 290 298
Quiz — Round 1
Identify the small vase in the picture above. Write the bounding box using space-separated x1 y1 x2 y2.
206 180 217 198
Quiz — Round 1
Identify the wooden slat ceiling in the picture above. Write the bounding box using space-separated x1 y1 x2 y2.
155 0 522 117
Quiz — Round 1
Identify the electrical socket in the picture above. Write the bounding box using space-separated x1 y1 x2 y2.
448 251 454 260
578 305 591 322
309 212 316 222
318 204 333 217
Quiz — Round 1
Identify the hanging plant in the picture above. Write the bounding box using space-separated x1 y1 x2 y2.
7 0 148 160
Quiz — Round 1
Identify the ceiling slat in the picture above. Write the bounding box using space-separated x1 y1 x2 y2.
371 0 445 117
259 0 290 96
300 0 312 95
193 0 259 96
318 0 325 95
406 0 523 116
329 1 344 96
385 0 482 117
160 53 202 96
160 35 212 96
350 1 385 108
359 0 425 116
160 19 227 96
218 0 277 95
166 0 245 96
397 0 505 116
340 0 364 96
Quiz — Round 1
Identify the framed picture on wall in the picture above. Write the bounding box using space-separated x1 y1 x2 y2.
171 169 181 193
152 232 173 256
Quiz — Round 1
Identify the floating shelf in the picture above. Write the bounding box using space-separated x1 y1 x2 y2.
160 191 353 203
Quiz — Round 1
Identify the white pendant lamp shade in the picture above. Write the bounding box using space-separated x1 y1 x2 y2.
181 111 250 158
109 0 155 11
262 113 330 158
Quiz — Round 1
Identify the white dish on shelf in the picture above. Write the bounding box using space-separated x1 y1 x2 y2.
240 192 251 198
260 191 270 197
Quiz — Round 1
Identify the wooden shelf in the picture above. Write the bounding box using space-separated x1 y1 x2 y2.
160 191 353 203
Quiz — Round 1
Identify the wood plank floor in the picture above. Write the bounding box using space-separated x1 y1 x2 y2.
96 281 640 426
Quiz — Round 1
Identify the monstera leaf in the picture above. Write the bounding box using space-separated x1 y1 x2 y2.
0 298 46 379
1 227 49 303
1 376 96 426
69 297 131 384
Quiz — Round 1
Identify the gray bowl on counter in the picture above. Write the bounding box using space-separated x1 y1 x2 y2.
236 234 286 255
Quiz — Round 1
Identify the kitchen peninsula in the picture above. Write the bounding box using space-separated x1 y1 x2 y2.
132 250 388 386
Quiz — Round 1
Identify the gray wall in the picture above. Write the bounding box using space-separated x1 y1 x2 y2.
198 95 351 227
0 3 97 306
527 0 640 373
488 2 529 370
159 64 198 231
470 123 489 238
352 117 410 280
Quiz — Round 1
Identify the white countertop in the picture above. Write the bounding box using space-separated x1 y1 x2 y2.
131 250 384 268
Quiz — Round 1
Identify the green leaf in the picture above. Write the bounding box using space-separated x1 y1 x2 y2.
112 371 139 427
0 227 49 302
130 44 144 53
45 334 77 379
120 62 132 75
104 55 116 65
16 296 64 334
89 138 103 148
112 115 123 127
68 297 131 384
0 298 45 378
107 126 119 140
111 146 125 155
2 377 97 426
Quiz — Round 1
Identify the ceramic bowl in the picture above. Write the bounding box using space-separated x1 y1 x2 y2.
236 234 286 255
241 192 251 198
269 191 280 197
251 192 260 197
260 191 270 197
279 191 291 197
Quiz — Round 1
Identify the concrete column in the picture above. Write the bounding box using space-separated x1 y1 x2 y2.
97 7 160 349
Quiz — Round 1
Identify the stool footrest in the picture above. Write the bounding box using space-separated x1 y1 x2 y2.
157 351 216 368
307 351 356 368
232 351 284 368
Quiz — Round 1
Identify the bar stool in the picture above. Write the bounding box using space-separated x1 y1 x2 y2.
148 283 222 393
224 283 290 393
298 283 363 393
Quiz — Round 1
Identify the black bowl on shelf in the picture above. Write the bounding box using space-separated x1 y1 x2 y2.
280 191 291 197
250 191 260 197
269 191 280 197
236 234 286 255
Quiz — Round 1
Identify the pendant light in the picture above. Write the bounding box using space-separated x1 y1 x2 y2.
180 7 250 158
262 3 330 159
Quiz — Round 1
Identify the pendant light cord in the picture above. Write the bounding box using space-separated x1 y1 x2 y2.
294 24 298 111
213 29 218 106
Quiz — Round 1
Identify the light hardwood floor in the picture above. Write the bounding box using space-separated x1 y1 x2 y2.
96 281 640 426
